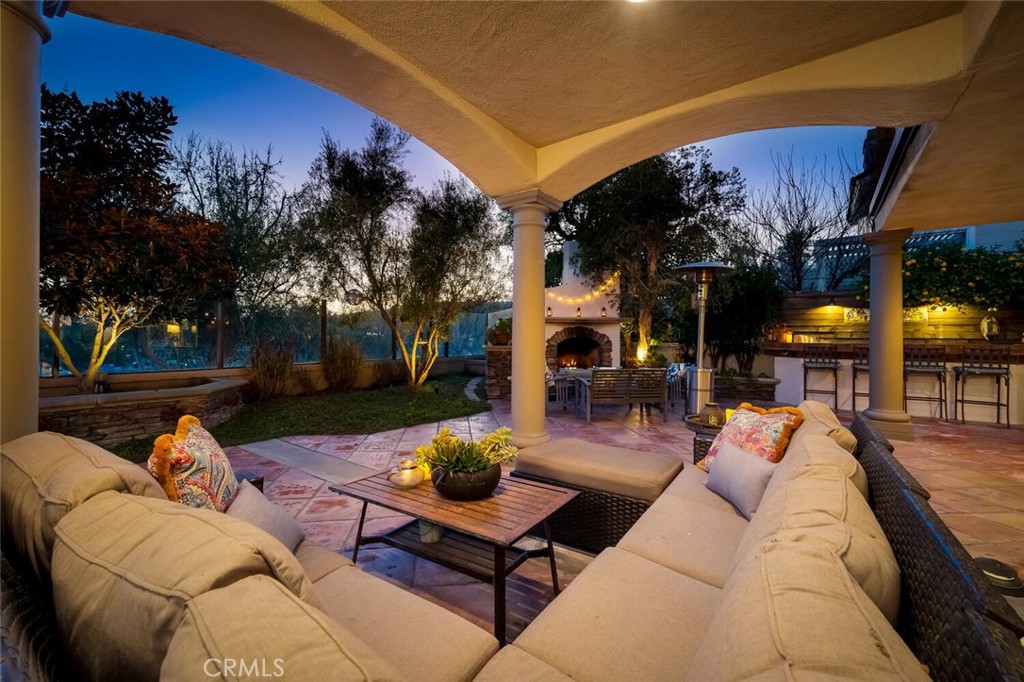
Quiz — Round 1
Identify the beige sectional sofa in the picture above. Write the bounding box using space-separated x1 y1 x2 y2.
4 401 1023 681
1 431 497 682
474 400 928 681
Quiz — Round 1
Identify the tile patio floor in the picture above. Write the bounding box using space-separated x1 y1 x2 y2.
223 396 1024 641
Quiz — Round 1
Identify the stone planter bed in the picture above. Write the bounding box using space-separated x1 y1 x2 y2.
37 377 246 448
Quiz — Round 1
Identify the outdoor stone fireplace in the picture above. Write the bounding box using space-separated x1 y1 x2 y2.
546 326 612 369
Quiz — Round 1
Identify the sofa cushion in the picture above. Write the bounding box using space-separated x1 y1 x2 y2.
314 564 498 682
705 439 777 519
51 491 317 682
161 575 406 682
226 480 304 552
685 542 928 681
294 540 353 583
791 399 857 453
513 547 722 682
148 416 238 511
700 404 803 472
732 466 900 623
0 431 167 583
658 464 745 517
768 433 869 500
617 493 748 588
472 645 574 682
515 438 683 503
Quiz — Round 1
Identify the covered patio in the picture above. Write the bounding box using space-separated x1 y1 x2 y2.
4 0 1024 444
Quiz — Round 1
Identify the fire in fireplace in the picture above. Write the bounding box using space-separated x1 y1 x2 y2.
556 337 600 369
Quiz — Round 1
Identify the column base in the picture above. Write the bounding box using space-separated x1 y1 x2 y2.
859 410 915 442
511 431 551 448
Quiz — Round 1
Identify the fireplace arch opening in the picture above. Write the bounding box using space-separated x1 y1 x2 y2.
546 326 613 369
556 337 600 369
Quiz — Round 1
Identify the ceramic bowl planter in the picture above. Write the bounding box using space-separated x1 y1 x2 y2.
431 464 502 501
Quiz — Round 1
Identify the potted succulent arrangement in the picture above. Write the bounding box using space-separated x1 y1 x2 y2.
485 318 512 346
415 427 518 502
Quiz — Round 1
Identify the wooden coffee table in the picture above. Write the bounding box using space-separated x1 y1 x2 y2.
330 472 579 645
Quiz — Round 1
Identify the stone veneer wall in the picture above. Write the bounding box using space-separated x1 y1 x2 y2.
545 326 613 368
484 345 512 399
38 378 247 448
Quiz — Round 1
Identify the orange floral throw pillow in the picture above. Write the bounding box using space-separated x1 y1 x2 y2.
698 403 804 473
148 415 239 512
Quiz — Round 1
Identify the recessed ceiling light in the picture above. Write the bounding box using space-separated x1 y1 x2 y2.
627 0 647 3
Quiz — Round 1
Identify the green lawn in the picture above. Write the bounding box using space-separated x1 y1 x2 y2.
114 373 488 462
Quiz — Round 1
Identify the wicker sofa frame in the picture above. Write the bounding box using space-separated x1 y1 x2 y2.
509 470 652 553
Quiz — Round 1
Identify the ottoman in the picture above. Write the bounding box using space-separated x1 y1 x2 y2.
511 438 684 553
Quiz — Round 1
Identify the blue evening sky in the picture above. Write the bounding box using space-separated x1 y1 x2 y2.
42 13 869 196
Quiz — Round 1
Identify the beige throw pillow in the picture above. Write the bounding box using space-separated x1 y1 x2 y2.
226 480 305 552
705 440 777 519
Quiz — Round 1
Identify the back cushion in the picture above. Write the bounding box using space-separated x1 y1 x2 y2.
1 432 166 583
162 575 406 682
732 465 900 623
685 542 928 681
51 491 317 682
792 400 857 453
767 434 868 500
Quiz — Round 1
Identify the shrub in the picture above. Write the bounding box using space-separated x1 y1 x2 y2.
292 366 320 395
248 340 293 401
372 360 408 388
322 338 363 391
416 427 518 473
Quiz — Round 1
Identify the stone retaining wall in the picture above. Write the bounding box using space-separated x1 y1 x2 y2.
38 378 247 448
484 345 512 400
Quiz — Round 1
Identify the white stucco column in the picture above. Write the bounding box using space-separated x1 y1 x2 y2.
1 1 48 443
496 189 562 447
862 228 914 441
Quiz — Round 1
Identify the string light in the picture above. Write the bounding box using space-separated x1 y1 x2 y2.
546 272 619 304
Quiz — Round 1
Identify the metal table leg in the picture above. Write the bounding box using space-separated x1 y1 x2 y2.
544 520 561 595
493 545 507 646
351 501 368 563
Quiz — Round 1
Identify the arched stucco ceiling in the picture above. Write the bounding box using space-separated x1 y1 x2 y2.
72 1 1023 228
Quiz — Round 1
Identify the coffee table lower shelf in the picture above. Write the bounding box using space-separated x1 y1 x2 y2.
363 520 542 584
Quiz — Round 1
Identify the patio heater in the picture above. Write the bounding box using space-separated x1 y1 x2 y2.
676 261 734 415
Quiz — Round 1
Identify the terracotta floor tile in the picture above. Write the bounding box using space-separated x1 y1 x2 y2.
299 520 355 552
941 513 1024 544
973 512 1024 533
296 495 366 522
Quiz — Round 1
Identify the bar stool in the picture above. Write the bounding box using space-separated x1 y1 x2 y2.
903 345 948 421
803 344 839 410
953 345 1011 427
851 345 870 411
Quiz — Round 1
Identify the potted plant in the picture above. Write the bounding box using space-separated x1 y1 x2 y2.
485 318 512 346
415 427 518 501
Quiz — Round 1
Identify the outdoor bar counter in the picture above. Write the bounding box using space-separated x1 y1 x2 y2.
761 341 1024 426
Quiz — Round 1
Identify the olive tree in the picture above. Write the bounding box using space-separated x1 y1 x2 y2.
301 119 506 385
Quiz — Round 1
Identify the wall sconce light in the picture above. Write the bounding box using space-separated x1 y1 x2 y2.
166 322 181 334
600 307 607 318
576 307 582 317
546 306 553 317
